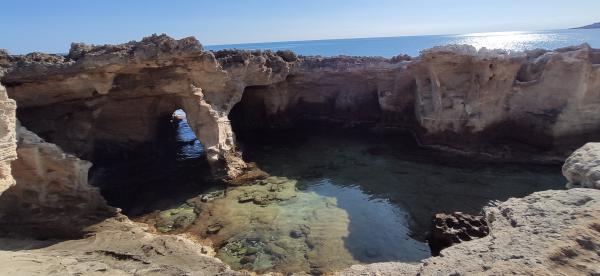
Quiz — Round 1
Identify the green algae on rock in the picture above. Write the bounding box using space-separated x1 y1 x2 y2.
155 203 199 232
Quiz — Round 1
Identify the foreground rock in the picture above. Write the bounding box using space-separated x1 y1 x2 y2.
0 216 242 276
563 142 600 189
340 188 600 275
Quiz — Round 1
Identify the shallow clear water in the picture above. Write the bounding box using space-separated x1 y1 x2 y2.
237 130 566 237
137 118 565 274
206 29 600 57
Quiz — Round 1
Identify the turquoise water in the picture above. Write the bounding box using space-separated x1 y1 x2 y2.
206 29 600 57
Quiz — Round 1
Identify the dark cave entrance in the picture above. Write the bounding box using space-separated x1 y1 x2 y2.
89 109 214 216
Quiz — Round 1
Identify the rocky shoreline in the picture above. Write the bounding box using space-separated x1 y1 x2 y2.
2 35 599 179
0 35 599 275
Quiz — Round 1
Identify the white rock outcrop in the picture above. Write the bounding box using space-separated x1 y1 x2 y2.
0 78 16 195
563 143 600 189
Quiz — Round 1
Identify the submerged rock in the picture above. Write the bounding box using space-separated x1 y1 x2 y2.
237 193 254 203
155 204 198 232
234 177 298 206
206 223 223 235
217 238 276 272
289 224 310 239
199 188 225 202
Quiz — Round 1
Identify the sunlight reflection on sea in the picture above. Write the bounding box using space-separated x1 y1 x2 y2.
207 29 600 57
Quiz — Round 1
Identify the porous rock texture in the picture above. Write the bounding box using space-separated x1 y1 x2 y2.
2 36 600 180
563 142 600 189
428 212 490 256
0 74 17 194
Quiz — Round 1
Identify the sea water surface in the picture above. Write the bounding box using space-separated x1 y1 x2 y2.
206 29 600 57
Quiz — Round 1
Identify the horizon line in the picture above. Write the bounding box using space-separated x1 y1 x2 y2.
202 28 574 47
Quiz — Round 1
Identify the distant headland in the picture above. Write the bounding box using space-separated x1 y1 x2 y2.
573 22 600 29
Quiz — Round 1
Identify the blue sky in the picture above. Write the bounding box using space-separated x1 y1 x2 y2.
1 0 599 54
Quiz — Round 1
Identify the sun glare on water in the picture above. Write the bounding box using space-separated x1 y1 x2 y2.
452 31 558 52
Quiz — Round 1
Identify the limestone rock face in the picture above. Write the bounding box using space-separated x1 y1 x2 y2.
3 35 295 179
410 45 525 136
408 44 600 153
2 36 600 178
231 44 600 161
0 123 110 238
340 188 600 275
0 79 16 195
9 124 106 209
563 143 600 189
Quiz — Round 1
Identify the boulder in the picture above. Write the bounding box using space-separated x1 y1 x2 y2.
563 143 600 189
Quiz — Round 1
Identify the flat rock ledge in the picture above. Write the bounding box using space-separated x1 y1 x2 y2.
339 188 600 276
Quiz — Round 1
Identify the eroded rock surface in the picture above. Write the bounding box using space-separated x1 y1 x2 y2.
428 212 489 256
0 216 242 276
0 36 599 275
2 35 297 179
0 123 112 238
0 75 16 194
563 142 600 189
2 36 600 180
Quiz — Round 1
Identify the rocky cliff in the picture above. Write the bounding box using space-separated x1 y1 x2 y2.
0 34 599 275
2 35 599 181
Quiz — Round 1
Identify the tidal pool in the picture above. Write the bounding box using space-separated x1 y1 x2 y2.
123 117 565 274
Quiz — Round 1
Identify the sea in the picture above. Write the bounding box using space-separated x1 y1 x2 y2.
205 29 600 57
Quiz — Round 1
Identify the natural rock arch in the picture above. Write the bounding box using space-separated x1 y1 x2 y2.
2 35 294 179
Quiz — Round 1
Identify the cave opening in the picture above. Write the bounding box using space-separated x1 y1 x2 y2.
89 108 215 216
